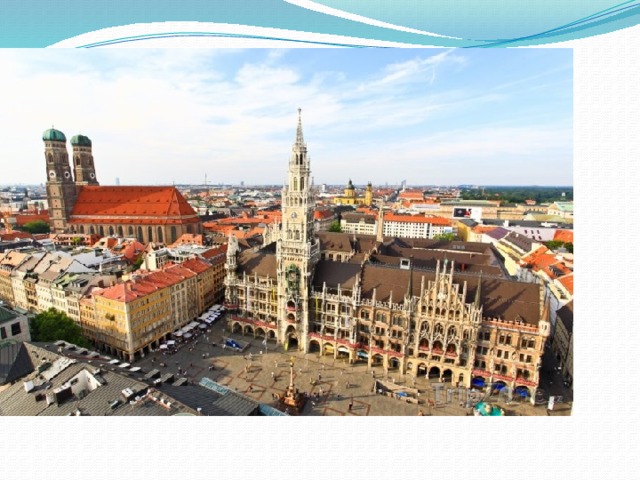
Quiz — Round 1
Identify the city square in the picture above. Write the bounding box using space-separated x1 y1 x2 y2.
132 314 571 416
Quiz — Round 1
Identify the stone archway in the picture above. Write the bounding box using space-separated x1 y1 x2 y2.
285 325 298 351
428 366 441 380
309 339 320 353
232 322 242 334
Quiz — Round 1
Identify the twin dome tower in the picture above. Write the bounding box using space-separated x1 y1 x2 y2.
43 128 99 233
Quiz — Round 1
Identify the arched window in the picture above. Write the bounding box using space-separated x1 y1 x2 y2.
99 225 104 237
79 225 85 234
108 226 114 236
157 227 163 243
89 226 95 234
293 178 298 191
147 226 153 242
137 226 143 241
447 326 457 339
128 226 134 236
117 226 123 237
300 177 304 190
434 323 444 336
170 226 177 243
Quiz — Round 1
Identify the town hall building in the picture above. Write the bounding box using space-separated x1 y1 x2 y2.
224 110 550 401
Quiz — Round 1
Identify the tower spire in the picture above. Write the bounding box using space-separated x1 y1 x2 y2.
295 107 305 146
475 271 483 307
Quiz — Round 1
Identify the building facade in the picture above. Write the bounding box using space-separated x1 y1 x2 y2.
224 111 550 401
42 128 202 242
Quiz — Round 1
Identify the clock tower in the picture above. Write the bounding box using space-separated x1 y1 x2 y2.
276 109 320 350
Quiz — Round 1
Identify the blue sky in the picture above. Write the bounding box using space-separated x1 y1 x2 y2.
0 48 572 186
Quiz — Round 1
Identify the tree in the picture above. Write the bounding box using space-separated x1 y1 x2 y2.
328 220 342 233
21 220 50 234
433 232 457 241
30 308 91 348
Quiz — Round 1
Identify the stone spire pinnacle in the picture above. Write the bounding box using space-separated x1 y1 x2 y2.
295 107 305 146
475 271 483 307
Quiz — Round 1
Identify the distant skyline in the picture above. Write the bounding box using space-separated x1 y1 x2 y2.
0 48 572 186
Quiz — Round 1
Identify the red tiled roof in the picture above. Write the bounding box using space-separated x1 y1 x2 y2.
553 229 574 243
0 231 34 241
314 210 334 220
557 273 574 295
14 211 50 226
69 186 199 225
181 257 212 273
521 246 549 265
398 191 424 200
201 245 227 260
169 233 204 248
385 214 451 225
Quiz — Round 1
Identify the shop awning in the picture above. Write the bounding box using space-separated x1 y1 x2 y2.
472 378 485 388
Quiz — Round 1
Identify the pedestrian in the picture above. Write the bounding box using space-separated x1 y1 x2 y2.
249 385 253 392
348 400 353 411
318 373 321 381
299 368 302 374
274 360 278 368
271 371 275 379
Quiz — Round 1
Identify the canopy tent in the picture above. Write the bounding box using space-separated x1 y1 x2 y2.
357 351 369 359
188 321 200 329
471 378 486 388
159 344 168 350
184 332 193 339
199 323 208 330
173 330 184 337
167 340 176 346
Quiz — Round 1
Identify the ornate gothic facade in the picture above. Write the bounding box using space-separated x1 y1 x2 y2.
224 111 549 401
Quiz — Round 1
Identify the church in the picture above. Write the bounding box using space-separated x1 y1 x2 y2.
43 128 201 244
224 109 549 399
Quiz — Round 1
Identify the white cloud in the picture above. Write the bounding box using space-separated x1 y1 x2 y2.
0 49 571 186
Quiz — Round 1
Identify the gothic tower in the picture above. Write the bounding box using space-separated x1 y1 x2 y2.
43 128 77 233
276 109 320 350
71 134 99 186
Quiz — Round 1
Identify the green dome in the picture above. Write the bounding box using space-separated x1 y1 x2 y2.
70 134 92 147
42 128 66 142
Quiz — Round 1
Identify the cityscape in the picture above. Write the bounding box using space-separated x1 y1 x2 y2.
0 49 573 417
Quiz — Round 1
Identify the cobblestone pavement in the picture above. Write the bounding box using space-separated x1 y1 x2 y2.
133 320 572 416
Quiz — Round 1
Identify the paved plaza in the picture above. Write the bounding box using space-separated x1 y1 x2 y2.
133 318 571 416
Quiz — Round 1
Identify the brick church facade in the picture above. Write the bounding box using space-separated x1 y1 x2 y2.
43 128 201 244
